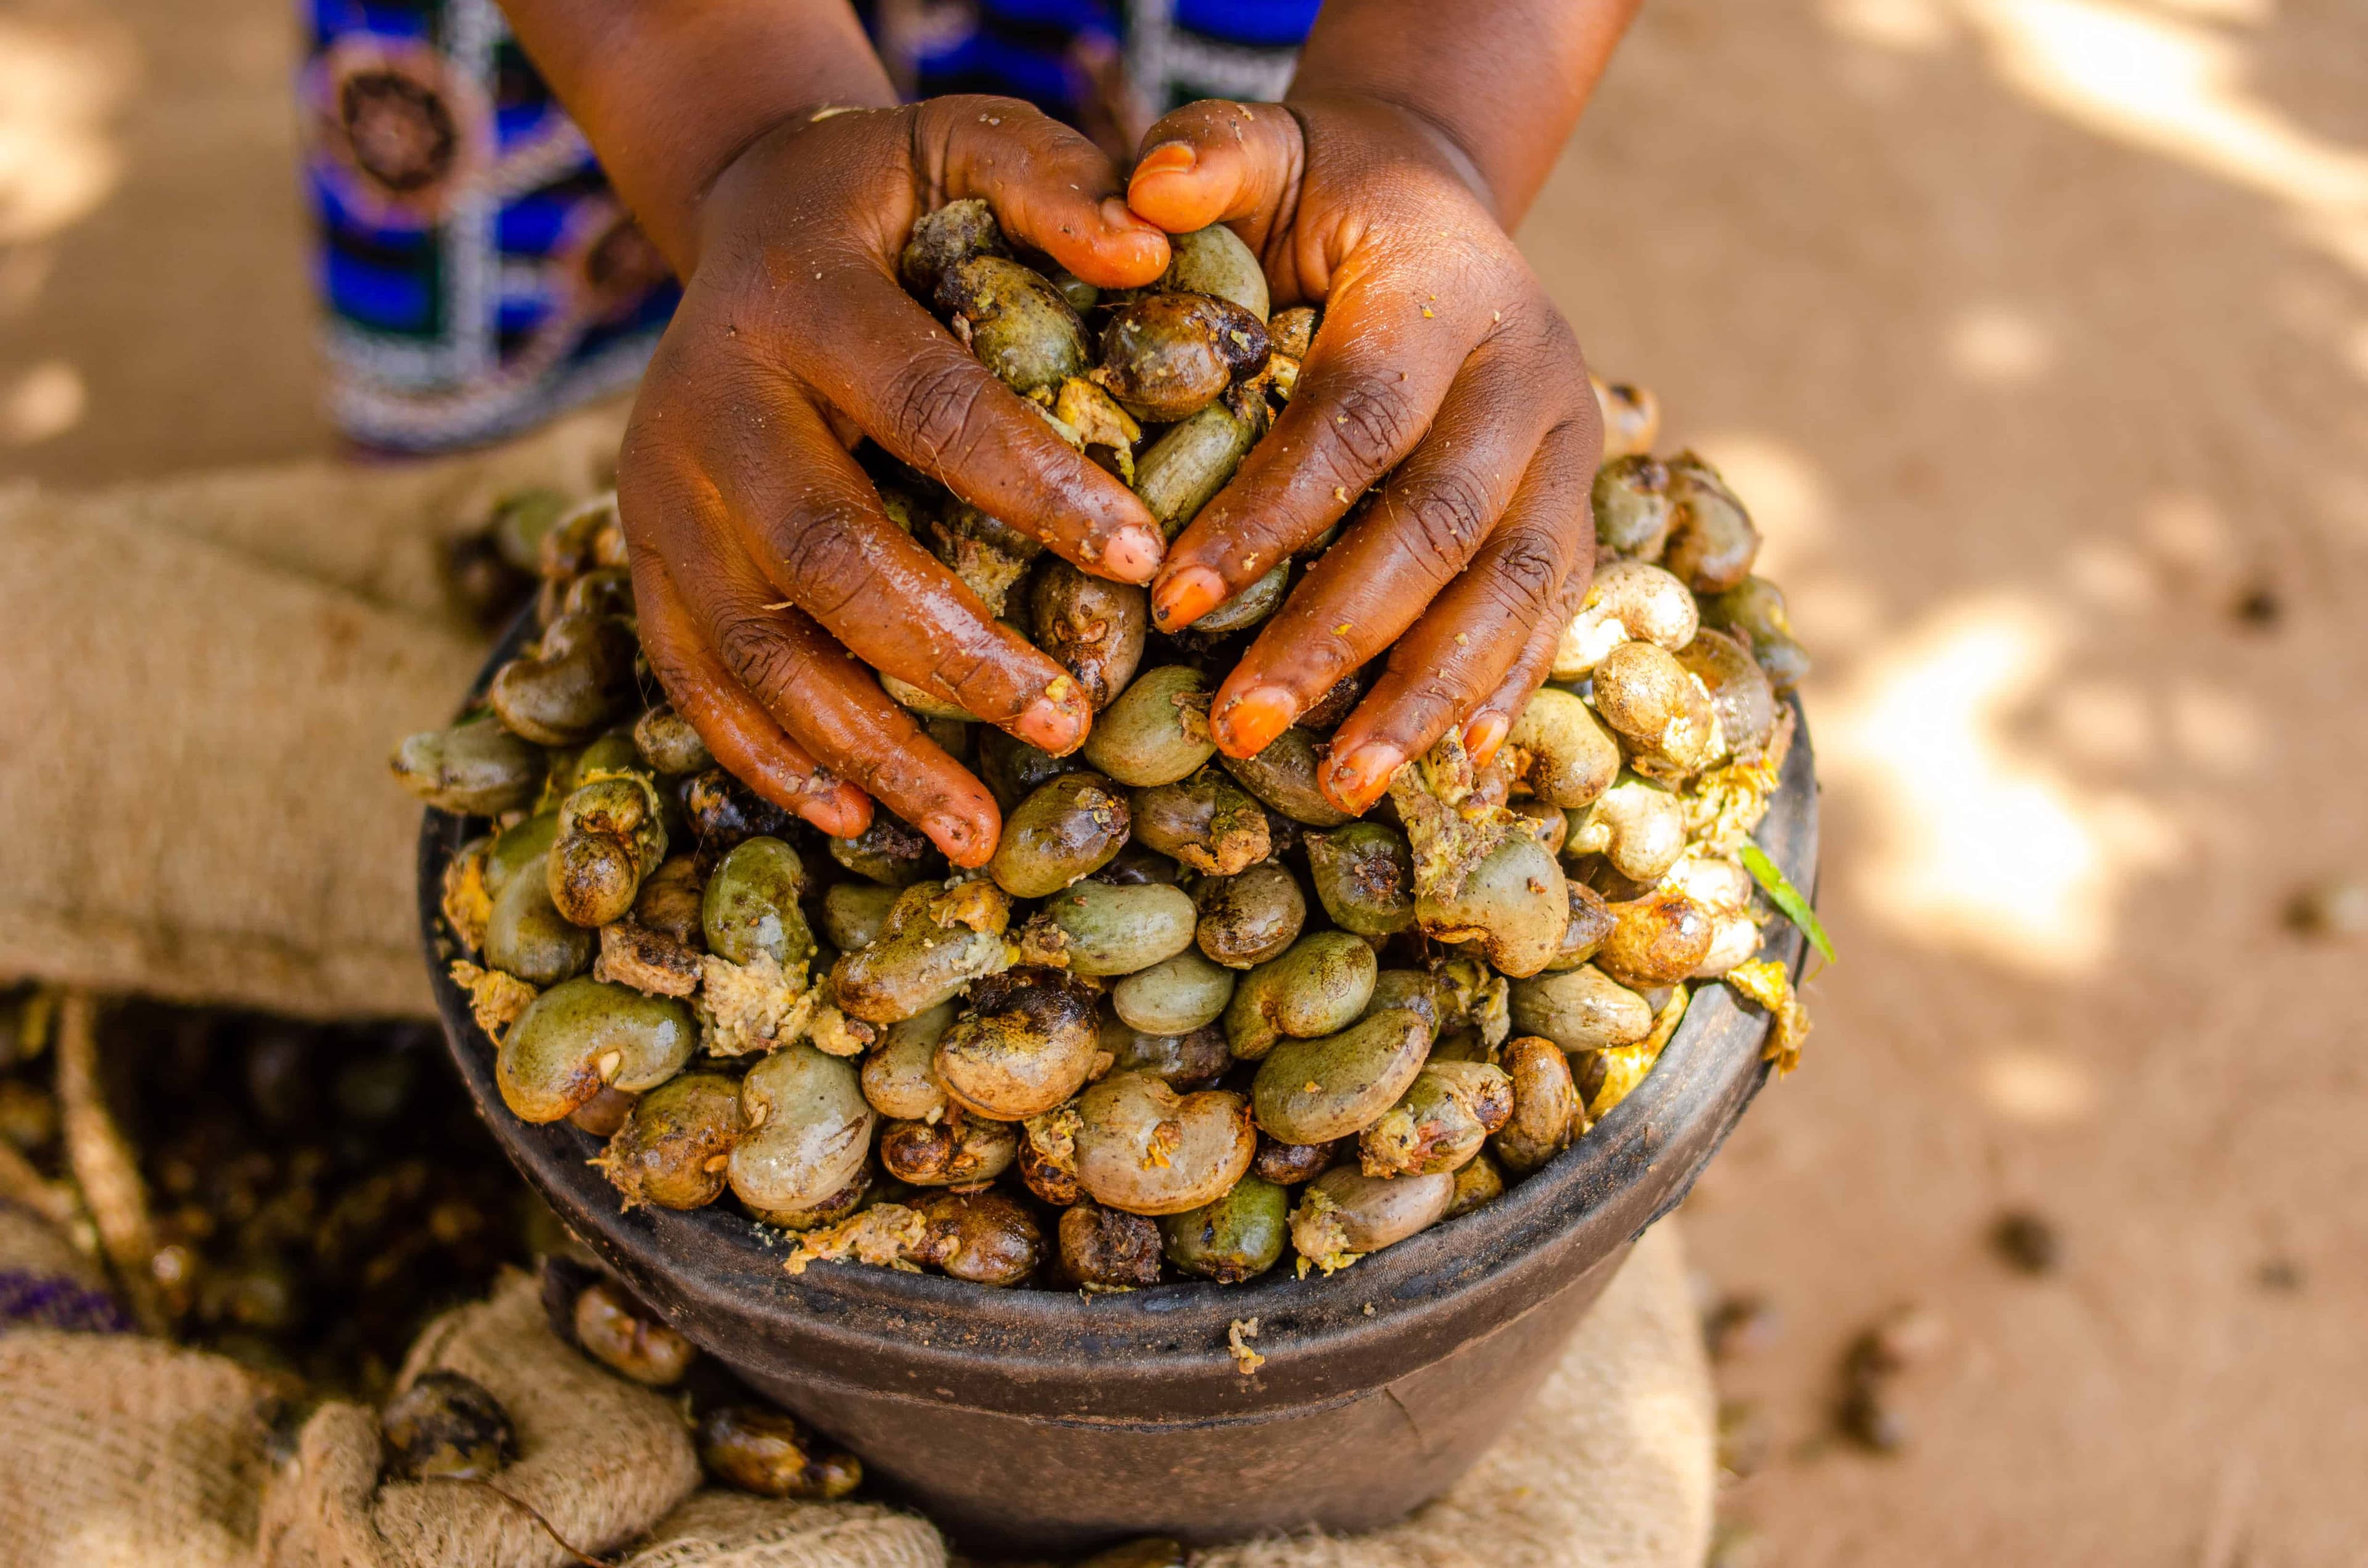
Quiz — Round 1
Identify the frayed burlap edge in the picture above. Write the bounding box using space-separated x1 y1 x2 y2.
260 1271 703 1568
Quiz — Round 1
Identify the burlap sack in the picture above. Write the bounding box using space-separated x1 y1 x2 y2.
0 1318 279 1568
259 1271 705 1567
1190 1222 1714 1568
622 1493 944 1568
1 1197 1708 1568
0 400 624 1022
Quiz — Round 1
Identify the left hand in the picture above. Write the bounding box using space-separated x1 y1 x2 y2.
1127 95 1603 815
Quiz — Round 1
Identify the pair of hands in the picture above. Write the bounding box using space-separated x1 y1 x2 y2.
623 92 1603 868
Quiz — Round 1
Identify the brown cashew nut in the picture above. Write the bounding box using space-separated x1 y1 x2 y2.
1072 1072 1257 1216
487 612 638 746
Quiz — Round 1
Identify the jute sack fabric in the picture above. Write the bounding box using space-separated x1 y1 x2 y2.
0 1206 1712 1568
258 1271 707 1567
0 401 625 1023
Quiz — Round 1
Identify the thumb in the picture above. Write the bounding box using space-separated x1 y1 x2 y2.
1126 99 1303 239
919 96 1172 289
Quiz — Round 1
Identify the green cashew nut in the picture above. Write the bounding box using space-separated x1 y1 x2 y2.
497 977 696 1123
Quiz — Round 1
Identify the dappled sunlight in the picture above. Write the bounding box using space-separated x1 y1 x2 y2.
1819 591 2179 975
1821 0 1960 53
1 359 87 445
1685 431 1891 656
2061 540 2160 615
2046 678 2155 768
1946 303 2058 384
2164 679 2260 776
0 17 135 247
1976 1046 2100 1125
2130 0 2272 24
1671 430 2191 975
2343 322 2368 384
1946 0 2368 275
2135 492 2241 588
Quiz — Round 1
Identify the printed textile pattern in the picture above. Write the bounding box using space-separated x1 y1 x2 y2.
299 0 1315 453
301 0 677 452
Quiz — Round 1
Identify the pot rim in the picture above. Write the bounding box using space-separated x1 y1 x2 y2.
420 614 1815 1387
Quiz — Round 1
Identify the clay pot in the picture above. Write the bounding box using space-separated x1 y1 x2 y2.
417 614 1818 1556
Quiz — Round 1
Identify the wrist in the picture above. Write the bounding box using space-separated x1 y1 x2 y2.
1281 0 1637 227
1287 91 1506 223
501 1 893 272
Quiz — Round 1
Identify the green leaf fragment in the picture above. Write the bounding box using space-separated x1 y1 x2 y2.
1741 840 1834 963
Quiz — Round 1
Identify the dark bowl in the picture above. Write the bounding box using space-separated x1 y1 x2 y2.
420 616 1817 1556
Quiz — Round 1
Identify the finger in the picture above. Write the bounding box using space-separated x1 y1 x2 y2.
619 443 1005 866
629 552 872 838
1317 419 1601 814
1148 253 1500 634
676 351 1094 754
1124 99 1303 250
683 559 1003 869
782 254 1166 585
1463 560 1597 774
1203 327 1571 755
916 96 1172 289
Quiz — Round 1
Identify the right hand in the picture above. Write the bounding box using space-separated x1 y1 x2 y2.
622 99 1174 867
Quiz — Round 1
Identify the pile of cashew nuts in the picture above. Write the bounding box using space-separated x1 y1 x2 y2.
397 203 1814 1292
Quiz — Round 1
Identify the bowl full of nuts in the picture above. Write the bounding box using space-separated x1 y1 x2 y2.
405 202 1820 1554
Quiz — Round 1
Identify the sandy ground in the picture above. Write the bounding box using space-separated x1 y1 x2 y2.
5 0 2366 1561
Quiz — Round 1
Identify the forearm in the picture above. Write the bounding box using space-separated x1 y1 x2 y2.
499 0 893 271
1288 0 1640 226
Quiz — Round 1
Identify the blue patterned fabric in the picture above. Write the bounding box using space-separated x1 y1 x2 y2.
301 0 678 451
302 1 1314 451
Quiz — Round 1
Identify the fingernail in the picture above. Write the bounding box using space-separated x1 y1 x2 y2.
923 809 993 868
1099 195 1160 234
1326 743 1404 813
1015 680 1090 755
1135 142 1196 178
1152 565 1226 629
1463 713 1510 769
1102 526 1164 583
801 787 871 839
1216 684 1296 757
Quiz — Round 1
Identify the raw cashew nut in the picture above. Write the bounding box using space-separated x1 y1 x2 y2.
1551 560 1701 682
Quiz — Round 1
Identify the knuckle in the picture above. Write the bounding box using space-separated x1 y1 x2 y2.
638 637 700 706
955 93 1036 123
883 356 994 473
932 641 1007 712
769 511 878 622
850 741 937 809
714 613 805 701
1317 374 1421 477
1150 99 1237 143
1519 299 1584 366
1479 531 1563 624
1397 470 1497 584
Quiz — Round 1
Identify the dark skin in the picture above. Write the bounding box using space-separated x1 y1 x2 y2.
500 0 1638 862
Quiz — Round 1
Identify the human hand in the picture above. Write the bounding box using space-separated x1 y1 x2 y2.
623 99 1175 866
1126 96 1604 816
